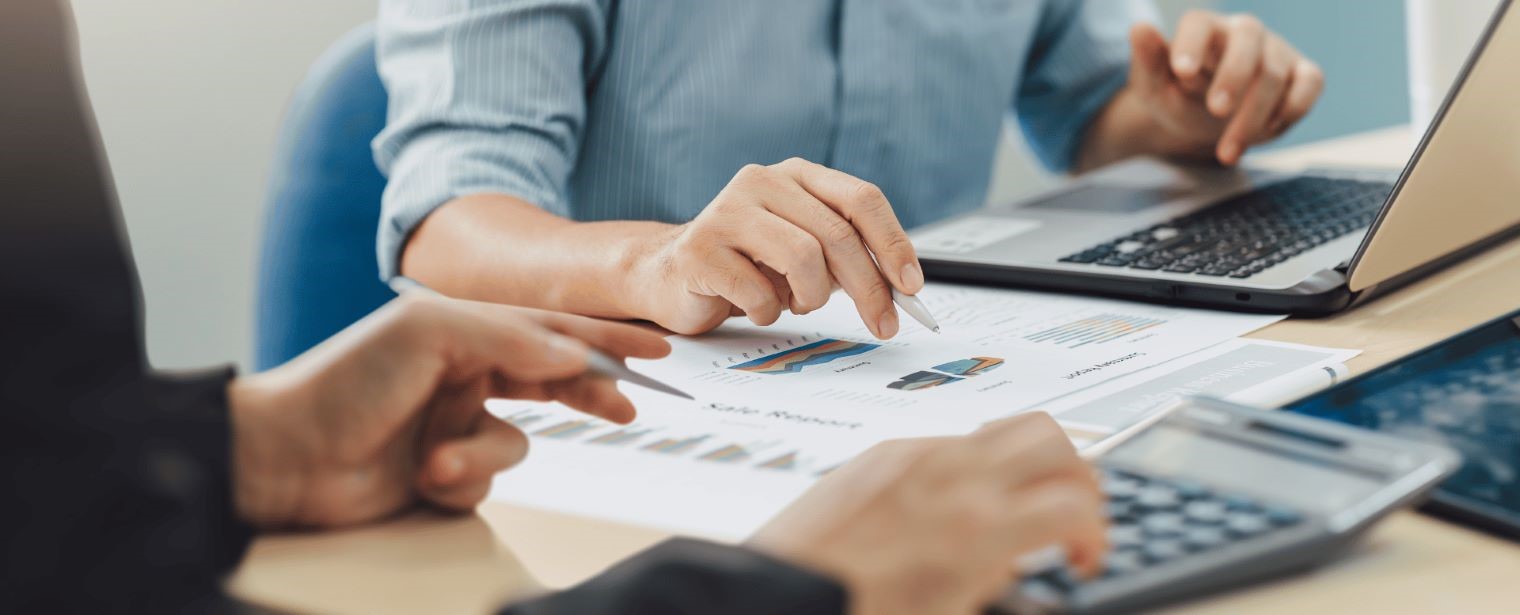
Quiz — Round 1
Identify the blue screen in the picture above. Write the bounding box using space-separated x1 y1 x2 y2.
1287 324 1520 521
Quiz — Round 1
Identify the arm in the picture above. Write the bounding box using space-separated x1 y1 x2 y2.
499 539 844 615
376 2 924 339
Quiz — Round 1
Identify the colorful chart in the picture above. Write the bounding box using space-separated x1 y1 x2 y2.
728 339 881 375
1024 313 1167 348
933 357 1005 376
642 434 711 455
888 370 964 391
504 410 547 429
757 451 799 470
698 444 752 463
886 356 1004 391
534 419 598 440
589 428 649 446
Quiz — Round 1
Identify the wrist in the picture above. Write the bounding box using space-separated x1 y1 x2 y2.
228 369 313 528
1077 87 1211 172
606 222 683 321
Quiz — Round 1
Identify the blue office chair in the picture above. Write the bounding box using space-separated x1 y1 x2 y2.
255 24 395 371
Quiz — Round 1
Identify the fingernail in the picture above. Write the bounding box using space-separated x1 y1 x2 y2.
1209 90 1232 115
901 262 925 292
544 334 588 363
1218 141 1240 164
877 309 899 339
1173 54 1197 74
434 454 465 485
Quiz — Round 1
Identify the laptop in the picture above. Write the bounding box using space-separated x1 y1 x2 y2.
913 0 1520 316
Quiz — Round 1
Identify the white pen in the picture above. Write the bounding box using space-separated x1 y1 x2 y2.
388 276 694 400
892 288 941 333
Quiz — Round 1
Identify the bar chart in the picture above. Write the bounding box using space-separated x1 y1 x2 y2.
1023 313 1167 348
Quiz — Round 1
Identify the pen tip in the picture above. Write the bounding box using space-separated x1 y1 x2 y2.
932 327 941 333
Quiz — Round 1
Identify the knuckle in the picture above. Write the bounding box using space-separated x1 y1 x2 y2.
849 180 889 210
821 215 862 247
777 156 811 171
1182 9 1211 24
734 163 767 182
1301 61 1325 86
1230 14 1263 34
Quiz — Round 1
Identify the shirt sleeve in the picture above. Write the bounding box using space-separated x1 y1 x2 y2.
498 538 847 615
1015 0 1158 172
372 0 610 279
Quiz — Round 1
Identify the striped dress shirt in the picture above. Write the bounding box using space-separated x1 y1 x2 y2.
373 0 1154 278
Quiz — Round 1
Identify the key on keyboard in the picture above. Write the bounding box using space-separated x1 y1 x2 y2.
1058 176 1393 278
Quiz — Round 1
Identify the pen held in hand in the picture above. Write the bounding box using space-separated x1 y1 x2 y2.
388 276 694 400
892 288 941 333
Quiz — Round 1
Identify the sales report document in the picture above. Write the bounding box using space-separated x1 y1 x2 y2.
486 283 1309 539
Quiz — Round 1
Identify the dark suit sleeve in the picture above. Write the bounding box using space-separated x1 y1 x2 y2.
500 538 847 615
1 368 257 613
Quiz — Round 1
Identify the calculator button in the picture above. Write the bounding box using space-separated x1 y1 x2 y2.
1102 549 1147 577
1108 524 1144 549
1141 512 1187 537
1103 476 1142 500
1142 539 1188 563
1170 479 1211 500
1183 500 1228 524
1225 514 1271 537
1018 579 1065 605
1181 526 1228 551
1222 493 1260 511
1107 500 1138 522
1136 487 1182 510
1263 505 1304 527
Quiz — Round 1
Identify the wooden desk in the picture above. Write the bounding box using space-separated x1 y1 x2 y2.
229 127 1520 614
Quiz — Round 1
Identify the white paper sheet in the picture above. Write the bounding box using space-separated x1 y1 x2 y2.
486 285 1291 540
1042 339 1360 448
633 283 1286 423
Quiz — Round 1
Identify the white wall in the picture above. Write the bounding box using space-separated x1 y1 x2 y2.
73 0 375 369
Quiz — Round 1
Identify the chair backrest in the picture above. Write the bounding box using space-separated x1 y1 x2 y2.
255 24 395 371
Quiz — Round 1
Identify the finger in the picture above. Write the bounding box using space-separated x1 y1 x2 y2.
1207 14 1267 118
973 413 1097 490
760 160 899 338
390 295 593 383
751 171 897 337
692 247 786 326
758 265 797 314
1169 10 1222 93
420 416 529 512
1000 483 1109 578
544 375 637 424
1128 22 1176 94
776 158 924 295
1217 34 1294 164
526 309 673 360
729 211 833 316
1269 58 1324 136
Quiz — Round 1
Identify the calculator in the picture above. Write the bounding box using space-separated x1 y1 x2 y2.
1000 397 1460 614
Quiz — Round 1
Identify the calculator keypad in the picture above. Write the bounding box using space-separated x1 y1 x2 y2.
1019 468 1306 600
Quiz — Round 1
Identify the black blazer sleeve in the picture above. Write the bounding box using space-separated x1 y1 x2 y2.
500 538 847 615
0 1 255 611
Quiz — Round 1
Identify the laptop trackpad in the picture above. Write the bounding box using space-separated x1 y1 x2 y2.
1023 183 1189 214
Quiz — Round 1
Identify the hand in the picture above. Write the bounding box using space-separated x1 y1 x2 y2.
623 158 925 338
228 294 671 529
1125 12 1324 166
748 413 1106 615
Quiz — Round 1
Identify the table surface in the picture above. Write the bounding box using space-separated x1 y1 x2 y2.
229 127 1520 614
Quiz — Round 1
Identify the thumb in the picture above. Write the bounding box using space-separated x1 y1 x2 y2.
1128 22 1174 93
419 417 530 511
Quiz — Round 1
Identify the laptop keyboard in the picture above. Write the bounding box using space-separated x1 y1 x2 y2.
1058 176 1394 278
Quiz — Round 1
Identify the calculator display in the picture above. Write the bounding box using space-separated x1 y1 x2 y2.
1107 425 1385 513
